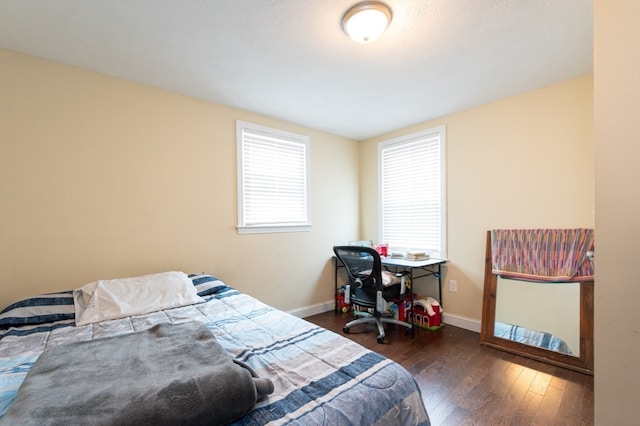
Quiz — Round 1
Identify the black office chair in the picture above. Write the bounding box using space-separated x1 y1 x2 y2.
333 245 413 343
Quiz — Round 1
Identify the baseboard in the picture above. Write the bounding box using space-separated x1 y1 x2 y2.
443 312 481 333
288 300 334 318
290 301 482 335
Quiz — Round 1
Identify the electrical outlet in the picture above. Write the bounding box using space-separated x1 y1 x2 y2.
448 279 458 293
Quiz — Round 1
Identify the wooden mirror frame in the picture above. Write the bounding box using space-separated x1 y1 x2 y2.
479 231 594 375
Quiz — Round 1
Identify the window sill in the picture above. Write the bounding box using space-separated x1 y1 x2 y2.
237 224 312 235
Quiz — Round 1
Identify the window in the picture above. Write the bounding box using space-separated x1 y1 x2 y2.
378 125 446 258
236 120 311 234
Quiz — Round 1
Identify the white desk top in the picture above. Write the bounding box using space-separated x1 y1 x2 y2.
381 257 447 268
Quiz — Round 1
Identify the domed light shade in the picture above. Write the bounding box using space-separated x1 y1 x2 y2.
342 1 392 44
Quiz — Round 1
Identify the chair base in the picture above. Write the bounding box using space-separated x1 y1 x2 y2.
343 311 413 343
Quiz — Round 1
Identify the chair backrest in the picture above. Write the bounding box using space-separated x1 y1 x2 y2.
333 245 383 289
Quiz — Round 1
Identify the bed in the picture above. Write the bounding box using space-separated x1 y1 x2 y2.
0 273 430 425
493 321 573 355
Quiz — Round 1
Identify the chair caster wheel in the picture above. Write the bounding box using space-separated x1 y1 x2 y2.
377 336 384 344
343 327 350 333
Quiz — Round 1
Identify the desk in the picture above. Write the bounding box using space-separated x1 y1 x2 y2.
333 256 447 311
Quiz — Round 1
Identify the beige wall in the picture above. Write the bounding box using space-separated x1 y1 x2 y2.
0 49 595 329
594 1 640 424
359 75 594 325
0 49 360 311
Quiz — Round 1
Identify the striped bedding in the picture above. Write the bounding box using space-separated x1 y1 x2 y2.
494 321 573 355
0 274 429 425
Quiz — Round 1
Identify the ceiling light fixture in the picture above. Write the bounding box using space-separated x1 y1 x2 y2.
342 1 392 44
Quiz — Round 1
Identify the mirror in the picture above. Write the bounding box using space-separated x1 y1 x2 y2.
480 232 594 375
495 278 580 357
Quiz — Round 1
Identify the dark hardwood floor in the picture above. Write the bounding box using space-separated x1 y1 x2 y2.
305 310 593 426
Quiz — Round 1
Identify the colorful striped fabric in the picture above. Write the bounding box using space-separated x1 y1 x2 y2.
491 229 594 282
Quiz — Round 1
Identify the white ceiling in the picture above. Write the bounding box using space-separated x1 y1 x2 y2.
0 0 593 140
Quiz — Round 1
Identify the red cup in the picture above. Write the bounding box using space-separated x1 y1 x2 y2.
379 243 388 257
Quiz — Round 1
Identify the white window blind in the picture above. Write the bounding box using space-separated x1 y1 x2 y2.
236 121 311 234
378 126 446 258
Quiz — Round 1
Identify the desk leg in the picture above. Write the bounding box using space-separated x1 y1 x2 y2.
437 264 443 309
333 258 338 312
410 285 415 338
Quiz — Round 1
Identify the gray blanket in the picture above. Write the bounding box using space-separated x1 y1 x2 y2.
0 321 273 426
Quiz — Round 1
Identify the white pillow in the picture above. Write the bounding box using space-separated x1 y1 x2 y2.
73 271 204 326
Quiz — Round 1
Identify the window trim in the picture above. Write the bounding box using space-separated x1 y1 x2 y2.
236 120 312 235
377 125 447 258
